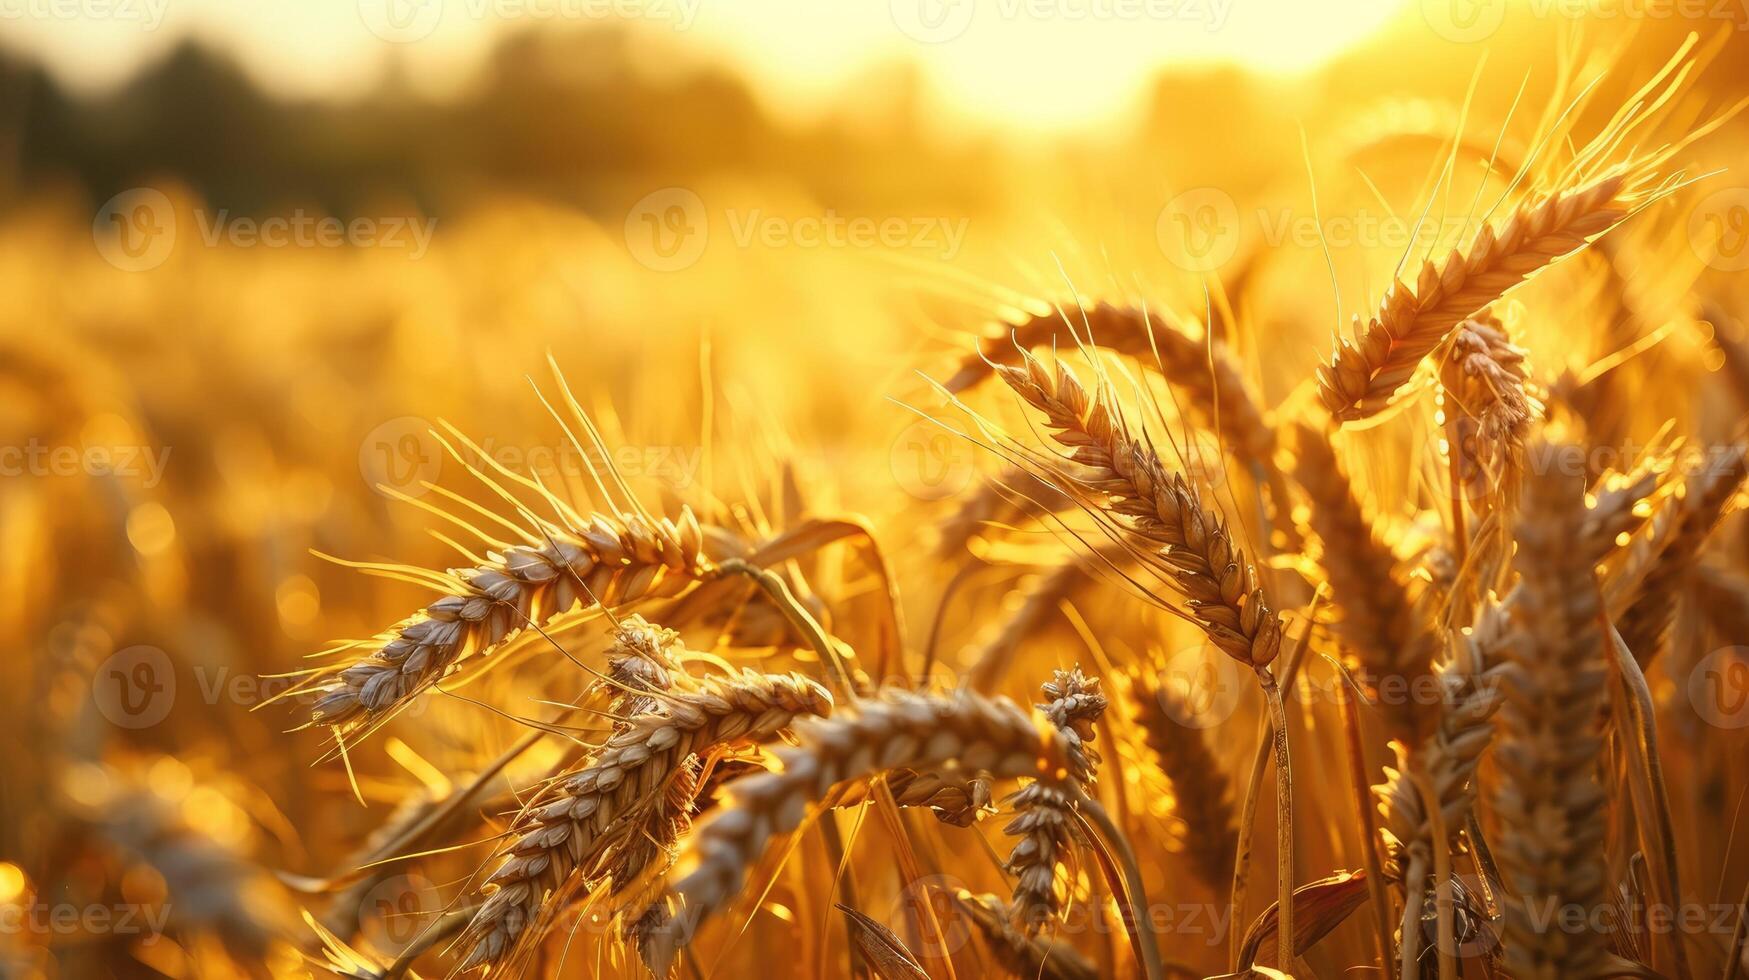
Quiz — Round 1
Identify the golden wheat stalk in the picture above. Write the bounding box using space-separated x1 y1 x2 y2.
1317 162 1666 422
643 689 1071 975
989 345 1299 966
1489 442 1625 980
954 891 1100 980
948 304 1271 456
1615 444 1746 665
1131 679 1237 890
994 348 1283 669
1289 422 1438 735
300 508 711 741
457 668 832 972
1002 668 1106 931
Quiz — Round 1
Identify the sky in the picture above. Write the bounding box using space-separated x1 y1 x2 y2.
0 0 1411 132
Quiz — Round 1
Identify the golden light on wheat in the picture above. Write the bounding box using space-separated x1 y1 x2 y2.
6 8 1749 980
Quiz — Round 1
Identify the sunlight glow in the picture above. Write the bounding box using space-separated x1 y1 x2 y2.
0 0 1413 132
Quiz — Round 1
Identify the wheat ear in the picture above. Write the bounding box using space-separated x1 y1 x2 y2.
457 667 832 972
1439 313 1542 524
1318 167 1656 422
993 348 1294 963
1132 679 1237 890
1003 668 1107 931
822 767 994 826
962 302 1301 545
644 689 1071 975
1489 442 1622 980
995 348 1283 669
1615 444 1746 666
303 508 710 739
1289 422 1437 735
949 303 1271 455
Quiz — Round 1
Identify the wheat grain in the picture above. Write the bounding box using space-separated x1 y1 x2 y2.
823 768 993 826
644 689 1071 974
1439 312 1542 498
1002 668 1106 931
995 348 1283 669
1318 168 1657 422
303 509 711 739
1489 441 1619 980
457 667 832 972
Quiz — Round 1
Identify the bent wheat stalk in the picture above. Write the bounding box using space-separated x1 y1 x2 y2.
457 667 832 972
1003 668 1107 931
1318 159 1670 422
299 508 712 741
992 347 1295 966
645 690 1086 977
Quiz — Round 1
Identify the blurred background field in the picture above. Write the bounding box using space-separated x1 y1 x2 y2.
3 1 1749 977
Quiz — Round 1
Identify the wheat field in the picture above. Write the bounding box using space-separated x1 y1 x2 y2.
3 6 1749 980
